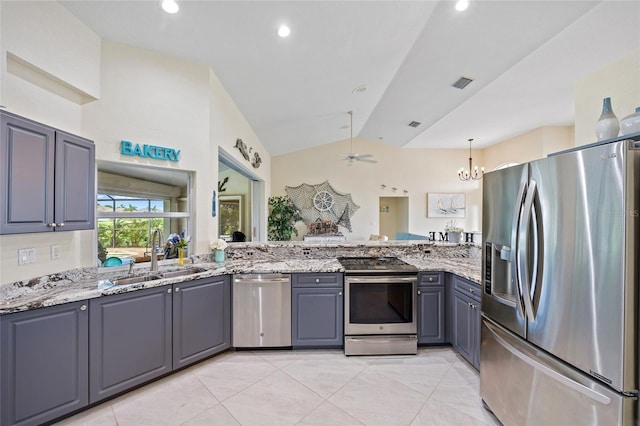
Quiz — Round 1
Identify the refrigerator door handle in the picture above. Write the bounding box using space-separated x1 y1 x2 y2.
510 180 528 319
518 180 537 322
485 320 612 405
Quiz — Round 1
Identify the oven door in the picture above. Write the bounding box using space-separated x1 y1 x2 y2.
344 275 417 335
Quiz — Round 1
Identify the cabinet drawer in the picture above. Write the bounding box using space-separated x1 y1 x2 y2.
418 272 443 286
292 273 343 288
452 274 481 301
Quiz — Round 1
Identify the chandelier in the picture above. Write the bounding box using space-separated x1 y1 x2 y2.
458 138 484 181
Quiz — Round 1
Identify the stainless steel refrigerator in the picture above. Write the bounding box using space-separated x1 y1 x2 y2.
481 139 639 425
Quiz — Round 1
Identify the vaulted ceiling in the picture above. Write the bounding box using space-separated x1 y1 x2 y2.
61 0 640 155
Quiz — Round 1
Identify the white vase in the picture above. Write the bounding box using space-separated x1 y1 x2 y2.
620 107 640 136
448 231 463 244
595 97 620 141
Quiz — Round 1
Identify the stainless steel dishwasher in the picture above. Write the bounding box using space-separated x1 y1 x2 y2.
232 274 292 348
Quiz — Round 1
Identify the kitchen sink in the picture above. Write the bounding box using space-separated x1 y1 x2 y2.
110 267 207 287
112 274 163 286
159 267 207 278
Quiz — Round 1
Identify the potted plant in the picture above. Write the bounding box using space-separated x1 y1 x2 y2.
169 232 190 265
268 196 302 241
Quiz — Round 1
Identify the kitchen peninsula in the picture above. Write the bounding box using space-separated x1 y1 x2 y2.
0 240 481 426
0 240 480 313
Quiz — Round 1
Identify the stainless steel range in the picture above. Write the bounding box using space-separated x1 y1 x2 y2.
339 257 418 356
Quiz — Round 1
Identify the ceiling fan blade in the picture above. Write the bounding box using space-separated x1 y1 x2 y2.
355 154 373 159
358 158 378 164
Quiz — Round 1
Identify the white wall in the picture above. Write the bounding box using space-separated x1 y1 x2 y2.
2 1 100 100
482 126 573 171
575 51 640 147
82 41 213 256
272 138 485 240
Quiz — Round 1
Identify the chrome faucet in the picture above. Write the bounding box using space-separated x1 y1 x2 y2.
150 228 164 273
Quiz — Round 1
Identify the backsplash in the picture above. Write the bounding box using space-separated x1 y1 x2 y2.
219 241 480 263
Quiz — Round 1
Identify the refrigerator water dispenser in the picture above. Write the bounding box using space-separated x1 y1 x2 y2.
485 242 515 305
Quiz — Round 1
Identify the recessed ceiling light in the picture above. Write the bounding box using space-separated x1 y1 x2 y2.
161 0 179 14
276 25 291 38
352 85 367 95
455 0 469 11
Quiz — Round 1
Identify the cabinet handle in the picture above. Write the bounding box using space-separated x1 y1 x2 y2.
338 291 343 296
80 305 87 311
167 289 172 293
56 223 65 228
315 278 320 283
469 288 474 293
47 223 56 228
468 302 473 308
429 277 434 282
417 290 421 295
175 287 180 292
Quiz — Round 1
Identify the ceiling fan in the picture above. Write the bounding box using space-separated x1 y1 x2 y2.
342 111 377 166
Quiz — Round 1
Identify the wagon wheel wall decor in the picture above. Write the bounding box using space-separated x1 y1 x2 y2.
285 181 359 232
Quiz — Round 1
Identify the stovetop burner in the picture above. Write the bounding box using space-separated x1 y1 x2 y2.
338 256 418 274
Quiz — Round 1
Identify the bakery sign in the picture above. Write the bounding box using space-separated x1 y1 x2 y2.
120 140 181 162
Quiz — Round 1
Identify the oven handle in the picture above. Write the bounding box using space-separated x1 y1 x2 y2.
346 336 417 343
346 277 416 283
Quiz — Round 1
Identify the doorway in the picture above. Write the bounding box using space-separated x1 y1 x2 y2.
218 149 264 241
379 197 408 240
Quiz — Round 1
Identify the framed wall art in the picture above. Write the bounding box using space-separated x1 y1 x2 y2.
427 193 465 218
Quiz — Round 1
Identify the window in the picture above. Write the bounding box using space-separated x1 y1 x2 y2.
97 162 191 267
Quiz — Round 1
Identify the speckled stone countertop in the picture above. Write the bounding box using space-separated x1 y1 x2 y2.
0 241 481 315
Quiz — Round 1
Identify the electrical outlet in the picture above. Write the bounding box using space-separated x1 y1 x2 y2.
18 249 30 265
18 248 36 265
51 244 61 259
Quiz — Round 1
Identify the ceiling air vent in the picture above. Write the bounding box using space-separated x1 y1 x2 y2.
451 76 474 89
408 121 421 128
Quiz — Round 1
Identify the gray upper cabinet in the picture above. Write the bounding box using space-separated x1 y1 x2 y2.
53 131 95 231
89 286 172 403
0 111 95 234
0 301 89 426
292 273 344 348
172 276 231 369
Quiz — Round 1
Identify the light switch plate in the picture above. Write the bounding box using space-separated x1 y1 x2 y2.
51 244 61 260
28 248 37 263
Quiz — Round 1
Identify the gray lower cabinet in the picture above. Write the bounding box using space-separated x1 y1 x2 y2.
291 273 343 348
450 275 481 370
0 111 95 234
0 301 89 426
417 272 445 344
89 286 172 403
173 276 231 369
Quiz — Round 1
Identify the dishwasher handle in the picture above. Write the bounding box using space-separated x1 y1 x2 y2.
234 273 291 283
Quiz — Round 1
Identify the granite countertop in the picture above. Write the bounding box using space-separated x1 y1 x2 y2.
0 256 480 315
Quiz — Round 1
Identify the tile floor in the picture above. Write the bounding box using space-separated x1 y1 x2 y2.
55 347 501 426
